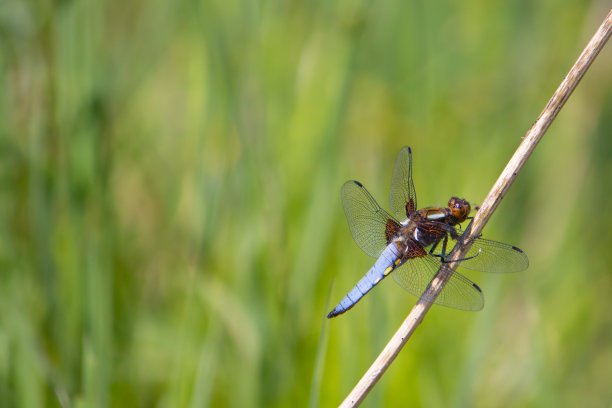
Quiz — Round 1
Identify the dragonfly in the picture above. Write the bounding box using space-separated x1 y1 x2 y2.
328 146 528 318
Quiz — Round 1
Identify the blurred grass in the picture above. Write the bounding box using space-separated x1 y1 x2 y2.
1 0 612 407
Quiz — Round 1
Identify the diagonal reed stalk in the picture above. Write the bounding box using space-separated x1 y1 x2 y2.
339 8 612 408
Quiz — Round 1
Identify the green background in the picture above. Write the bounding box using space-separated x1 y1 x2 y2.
1 0 611 406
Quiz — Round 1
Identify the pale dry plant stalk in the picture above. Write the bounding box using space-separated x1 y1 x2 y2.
339 8 612 408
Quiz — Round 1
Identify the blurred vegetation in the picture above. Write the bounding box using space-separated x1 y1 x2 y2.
1 0 611 406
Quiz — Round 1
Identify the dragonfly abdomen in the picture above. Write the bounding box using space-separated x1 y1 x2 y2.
327 244 401 318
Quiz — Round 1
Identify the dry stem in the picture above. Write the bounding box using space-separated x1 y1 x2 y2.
339 8 612 408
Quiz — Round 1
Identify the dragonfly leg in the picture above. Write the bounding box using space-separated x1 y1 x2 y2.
428 238 441 256
428 235 448 260
429 234 483 264
441 250 482 264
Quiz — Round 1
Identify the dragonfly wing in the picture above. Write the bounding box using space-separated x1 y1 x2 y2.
342 180 401 259
392 243 484 311
389 146 417 221
453 236 529 273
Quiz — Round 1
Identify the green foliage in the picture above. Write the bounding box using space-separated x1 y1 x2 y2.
1 0 611 406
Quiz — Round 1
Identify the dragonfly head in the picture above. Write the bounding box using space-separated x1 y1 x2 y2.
447 197 471 223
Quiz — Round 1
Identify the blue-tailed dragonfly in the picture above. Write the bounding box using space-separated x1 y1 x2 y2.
328 146 528 318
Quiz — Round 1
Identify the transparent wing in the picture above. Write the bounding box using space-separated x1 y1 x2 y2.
393 246 484 311
341 180 400 259
458 237 529 273
389 146 417 222
431 225 529 273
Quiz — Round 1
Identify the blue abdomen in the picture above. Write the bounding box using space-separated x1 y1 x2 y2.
327 244 401 318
